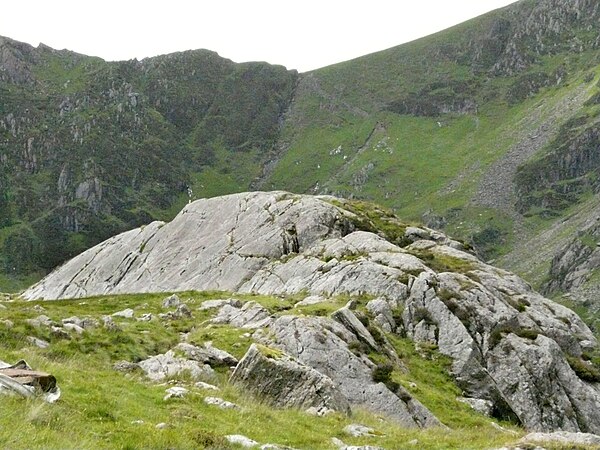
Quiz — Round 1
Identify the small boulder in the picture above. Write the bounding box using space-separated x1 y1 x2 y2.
26 336 49 349
212 301 272 329
198 298 242 311
343 424 377 437
112 308 134 319
164 386 189 400
113 361 140 372
195 381 220 391
225 435 258 448
26 315 55 328
138 350 214 381
332 307 379 351
175 342 238 367
204 396 239 409
162 294 181 309
457 397 494 417
519 431 600 447
230 343 351 415
63 323 85 334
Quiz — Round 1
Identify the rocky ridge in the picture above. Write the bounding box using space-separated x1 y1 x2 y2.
22 191 600 434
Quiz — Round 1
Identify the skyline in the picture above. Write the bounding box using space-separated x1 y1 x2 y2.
2 0 517 72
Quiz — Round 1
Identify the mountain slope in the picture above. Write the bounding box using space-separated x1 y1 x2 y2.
3 0 600 302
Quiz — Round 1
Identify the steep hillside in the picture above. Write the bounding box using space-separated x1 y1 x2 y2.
0 37 296 288
3 0 600 302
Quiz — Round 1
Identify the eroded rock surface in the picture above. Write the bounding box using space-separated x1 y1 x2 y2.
230 343 350 414
21 191 600 433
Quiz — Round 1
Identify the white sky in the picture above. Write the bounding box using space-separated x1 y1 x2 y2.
2 1 517 72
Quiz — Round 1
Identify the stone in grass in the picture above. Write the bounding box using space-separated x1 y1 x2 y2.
27 336 50 349
138 350 214 381
198 298 242 311
230 344 351 415
204 396 239 409
112 308 134 319
343 424 377 437
457 397 494 417
113 361 140 372
331 437 384 450
164 386 189 400
225 435 258 448
195 381 220 391
520 431 600 446
162 294 181 309
155 422 169 429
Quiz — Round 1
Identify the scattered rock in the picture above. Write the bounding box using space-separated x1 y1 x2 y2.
138 350 214 381
159 303 192 320
164 386 188 400
230 343 351 414
113 361 140 372
198 298 242 311
204 396 239 409
458 397 494 417
26 336 49 349
131 420 144 425
194 381 220 391
520 431 600 446
212 301 272 329
225 434 258 448
62 316 97 329
343 424 377 437
155 422 169 430
102 315 120 331
331 307 379 351
136 313 153 322
175 342 238 367
26 315 55 328
32 305 46 312
366 298 395 333
0 304 6 310
112 308 134 319
162 294 181 309
1 319 14 328
305 406 335 416
294 295 326 307
50 326 71 339
63 323 84 334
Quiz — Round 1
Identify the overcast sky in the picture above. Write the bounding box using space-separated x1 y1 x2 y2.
2 1 517 72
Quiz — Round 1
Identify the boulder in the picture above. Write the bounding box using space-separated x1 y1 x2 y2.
175 342 238 367
204 396 239 409
138 350 214 381
230 343 351 414
162 294 181 308
212 301 272 329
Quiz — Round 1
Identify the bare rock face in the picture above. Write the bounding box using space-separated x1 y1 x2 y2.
230 343 351 415
263 315 442 429
20 191 600 433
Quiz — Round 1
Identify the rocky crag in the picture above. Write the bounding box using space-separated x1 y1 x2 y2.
22 191 600 434
4 0 600 301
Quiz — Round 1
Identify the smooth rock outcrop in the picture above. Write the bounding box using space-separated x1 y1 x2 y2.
20 191 600 433
230 343 351 414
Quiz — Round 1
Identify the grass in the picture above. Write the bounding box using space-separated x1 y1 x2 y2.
0 290 527 449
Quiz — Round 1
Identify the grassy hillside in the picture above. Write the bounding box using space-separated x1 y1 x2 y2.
0 291 525 449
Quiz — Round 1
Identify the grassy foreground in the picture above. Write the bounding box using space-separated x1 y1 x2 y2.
0 291 537 449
